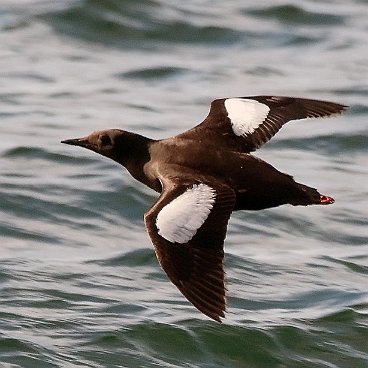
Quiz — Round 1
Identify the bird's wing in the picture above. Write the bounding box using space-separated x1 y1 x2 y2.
144 174 236 321
181 96 346 152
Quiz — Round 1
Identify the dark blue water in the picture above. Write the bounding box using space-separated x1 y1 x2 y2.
1 1 367 367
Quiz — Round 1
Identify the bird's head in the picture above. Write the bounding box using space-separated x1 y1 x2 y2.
61 129 130 162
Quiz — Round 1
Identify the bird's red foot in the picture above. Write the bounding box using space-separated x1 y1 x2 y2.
320 195 335 205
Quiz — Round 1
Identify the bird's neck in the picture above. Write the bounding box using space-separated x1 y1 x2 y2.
113 132 155 189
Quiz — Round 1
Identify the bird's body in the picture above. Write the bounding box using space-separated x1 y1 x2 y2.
141 137 320 210
62 96 346 321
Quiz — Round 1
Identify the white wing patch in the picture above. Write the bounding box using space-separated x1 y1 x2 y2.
224 98 270 136
156 184 216 244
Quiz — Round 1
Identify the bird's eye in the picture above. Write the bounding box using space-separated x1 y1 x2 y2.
100 135 111 146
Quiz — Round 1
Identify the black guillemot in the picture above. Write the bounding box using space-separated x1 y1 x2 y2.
62 95 346 321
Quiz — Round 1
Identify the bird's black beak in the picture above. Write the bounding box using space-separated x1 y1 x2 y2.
61 138 89 147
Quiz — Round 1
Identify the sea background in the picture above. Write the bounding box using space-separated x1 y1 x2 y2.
0 1 367 367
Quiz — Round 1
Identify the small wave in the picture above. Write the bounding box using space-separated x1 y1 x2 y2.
270 133 368 155
318 302 368 322
88 248 155 267
119 66 188 81
322 255 368 275
40 0 243 47
3 146 98 167
248 4 344 26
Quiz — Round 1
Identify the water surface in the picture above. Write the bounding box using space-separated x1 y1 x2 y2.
1 1 367 367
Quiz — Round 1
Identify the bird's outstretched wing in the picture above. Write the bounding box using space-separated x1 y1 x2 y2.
181 96 346 152
144 174 235 321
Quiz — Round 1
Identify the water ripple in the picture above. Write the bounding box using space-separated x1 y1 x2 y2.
248 4 344 25
1 0 367 367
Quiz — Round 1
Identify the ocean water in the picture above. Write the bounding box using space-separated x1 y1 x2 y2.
1 0 367 367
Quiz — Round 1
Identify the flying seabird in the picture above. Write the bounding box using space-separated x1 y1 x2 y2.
62 96 346 321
